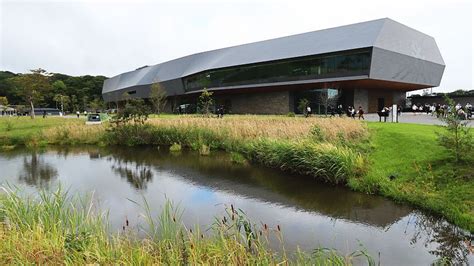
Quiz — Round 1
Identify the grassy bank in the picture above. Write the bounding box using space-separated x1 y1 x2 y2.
0 187 372 264
0 115 472 232
355 123 474 232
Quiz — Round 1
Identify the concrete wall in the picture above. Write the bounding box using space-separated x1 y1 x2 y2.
216 90 291 114
392 91 406 106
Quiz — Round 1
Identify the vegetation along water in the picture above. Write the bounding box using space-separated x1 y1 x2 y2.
0 114 473 264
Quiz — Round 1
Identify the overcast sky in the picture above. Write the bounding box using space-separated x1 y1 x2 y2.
1 0 472 93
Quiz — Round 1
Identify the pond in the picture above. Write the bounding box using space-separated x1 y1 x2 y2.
0 146 472 265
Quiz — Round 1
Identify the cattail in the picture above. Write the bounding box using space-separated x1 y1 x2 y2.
189 228 193 234
201 234 204 239
173 216 176 223
264 224 268 230
191 244 194 249
223 216 227 224
231 214 235 221
122 226 125 231
259 231 262 236
126 217 129 227
231 204 234 213
277 225 281 231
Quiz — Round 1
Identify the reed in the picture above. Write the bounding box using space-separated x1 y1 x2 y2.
0 187 373 265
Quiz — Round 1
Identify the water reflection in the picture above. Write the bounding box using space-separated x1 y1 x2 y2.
99 147 412 229
409 213 472 264
0 146 472 264
110 159 153 190
18 152 58 188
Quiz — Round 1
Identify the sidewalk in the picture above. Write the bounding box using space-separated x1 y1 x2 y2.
362 112 473 127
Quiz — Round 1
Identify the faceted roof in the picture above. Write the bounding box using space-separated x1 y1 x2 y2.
103 18 444 94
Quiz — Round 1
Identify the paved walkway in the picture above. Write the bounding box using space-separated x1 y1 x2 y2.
362 112 473 127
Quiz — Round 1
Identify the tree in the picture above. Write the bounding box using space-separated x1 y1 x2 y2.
0 96 8 106
89 97 104 112
298 98 309 115
8 68 51 118
149 82 167 114
82 95 89 111
0 96 8 114
121 92 131 103
53 94 70 114
112 98 151 125
436 96 473 165
198 89 214 116
71 95 79 112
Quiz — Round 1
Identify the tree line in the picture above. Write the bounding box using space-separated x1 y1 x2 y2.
0 69 108 117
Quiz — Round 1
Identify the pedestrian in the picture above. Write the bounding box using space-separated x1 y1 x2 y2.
397 106 401 116
306 106 312 117
218 105 224 118
337 105 343 117
43 110 47 118
84 110 87 117
76 111 80 118
358 106 365 120
412 104 418 115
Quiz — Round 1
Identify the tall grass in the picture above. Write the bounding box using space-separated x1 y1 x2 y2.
247 140 367 184
36 116 368 146
0 187 374 264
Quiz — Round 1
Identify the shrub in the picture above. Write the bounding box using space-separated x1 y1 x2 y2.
286 112 295 117
297 98 309 115
310 125 326 142
230 152 247 165
436 96 473 164
199 144 210 156
112 98 151 125
169 143 182 152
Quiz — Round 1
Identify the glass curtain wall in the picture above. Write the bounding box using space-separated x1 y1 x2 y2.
294 88 340 115
183 49 371 92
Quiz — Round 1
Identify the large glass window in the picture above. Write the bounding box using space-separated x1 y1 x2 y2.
183 49 371 92
294 88 340 115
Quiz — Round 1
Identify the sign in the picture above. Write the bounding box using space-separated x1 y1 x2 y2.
392 104 398 123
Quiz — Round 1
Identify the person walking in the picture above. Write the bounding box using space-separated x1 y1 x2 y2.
218 105 224 118
76 111 80 118
43 110 47 118
358 106 365 120
412 104 418 115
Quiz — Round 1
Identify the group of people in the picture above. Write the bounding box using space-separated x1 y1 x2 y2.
342 106 365 120
318 104 366 119
412 102 472 120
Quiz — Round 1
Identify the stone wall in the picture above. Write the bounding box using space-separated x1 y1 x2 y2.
216 90 291 114
354 88 368 112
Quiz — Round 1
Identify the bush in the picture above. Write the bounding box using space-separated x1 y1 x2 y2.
436 96 473 164
286 112 295 117
169 143 182 152
230 152 247 165
310 125 326 142
199 144 210 156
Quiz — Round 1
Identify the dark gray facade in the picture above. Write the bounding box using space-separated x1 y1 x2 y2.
102 18 445 113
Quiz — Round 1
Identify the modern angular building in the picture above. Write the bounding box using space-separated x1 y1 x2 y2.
102 18 445 114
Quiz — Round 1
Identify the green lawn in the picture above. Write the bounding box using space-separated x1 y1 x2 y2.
0 116 83 146
357 122 474 232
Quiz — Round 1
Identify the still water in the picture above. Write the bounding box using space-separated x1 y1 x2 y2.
0 146 472 265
